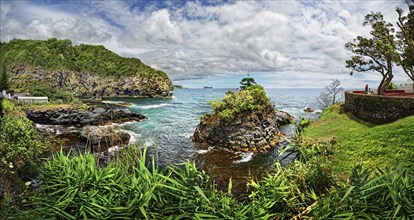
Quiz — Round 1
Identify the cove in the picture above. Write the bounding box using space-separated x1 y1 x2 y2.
106 88 323 196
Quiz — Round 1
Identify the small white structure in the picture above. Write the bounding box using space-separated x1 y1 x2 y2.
17 96 48 104
397 78 414 93
2 90 15 100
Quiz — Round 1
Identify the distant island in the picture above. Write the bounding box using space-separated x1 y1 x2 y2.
173 85 184 89
204 86 213 89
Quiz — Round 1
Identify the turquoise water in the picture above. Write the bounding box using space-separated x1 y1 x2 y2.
108 88 324 195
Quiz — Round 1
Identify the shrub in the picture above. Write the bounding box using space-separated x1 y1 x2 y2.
0 115 50 169
29 83 54 98
53 91 77 104
387 82 397 89
314 164 414 219
206 83 272 124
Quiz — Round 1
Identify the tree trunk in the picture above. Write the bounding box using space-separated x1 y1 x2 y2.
378 72 394 95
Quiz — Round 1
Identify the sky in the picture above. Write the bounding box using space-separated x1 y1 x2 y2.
0 0 411 88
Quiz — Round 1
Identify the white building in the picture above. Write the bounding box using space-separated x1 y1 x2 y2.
17 96 48 104
397 78 414 93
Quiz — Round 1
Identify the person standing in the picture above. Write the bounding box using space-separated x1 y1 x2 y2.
365 84 368 94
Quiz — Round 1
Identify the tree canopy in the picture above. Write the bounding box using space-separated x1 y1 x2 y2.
396 1 414 81
0 64 9 91
346 2 414 95
345 13 398 95
239 77 257 90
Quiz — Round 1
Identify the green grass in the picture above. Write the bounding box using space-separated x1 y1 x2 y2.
303 104 414 179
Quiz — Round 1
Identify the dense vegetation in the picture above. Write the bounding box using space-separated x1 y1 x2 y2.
1 102 413 219
0 64 9 91
0 38 169 79
203 79 272 123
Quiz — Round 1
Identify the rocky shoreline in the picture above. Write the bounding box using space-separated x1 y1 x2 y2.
26 106 146 153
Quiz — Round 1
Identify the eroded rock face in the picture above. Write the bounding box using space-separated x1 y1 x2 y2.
192 106 293 152
26 107 146 126
10 65 173 98
28 107 145 153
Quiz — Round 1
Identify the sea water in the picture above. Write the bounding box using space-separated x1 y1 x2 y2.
108 88 325 195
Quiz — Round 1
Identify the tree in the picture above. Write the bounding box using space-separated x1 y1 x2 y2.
345 13 399 95
396 0 414 81
239 77 257 90
0 64 9 91
317 79 344 109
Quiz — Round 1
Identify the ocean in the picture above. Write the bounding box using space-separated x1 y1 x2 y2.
108 88 325 195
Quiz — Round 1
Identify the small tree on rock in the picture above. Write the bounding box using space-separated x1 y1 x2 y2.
317 79 344 109
239 77 257 90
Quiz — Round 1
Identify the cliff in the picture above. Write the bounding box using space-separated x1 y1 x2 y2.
0 38 173 98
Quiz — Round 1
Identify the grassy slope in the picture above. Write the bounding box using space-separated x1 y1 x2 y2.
303 104 414 180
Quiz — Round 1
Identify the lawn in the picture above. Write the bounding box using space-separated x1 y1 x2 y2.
303 104 414 180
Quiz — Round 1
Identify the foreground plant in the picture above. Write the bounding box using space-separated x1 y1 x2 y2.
4 147 271 219
314 164 414 219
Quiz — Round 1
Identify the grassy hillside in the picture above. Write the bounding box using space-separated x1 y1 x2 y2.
0 38 168 79
303 104 414 179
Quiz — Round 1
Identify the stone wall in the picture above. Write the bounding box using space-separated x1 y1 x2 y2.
345 91 414 124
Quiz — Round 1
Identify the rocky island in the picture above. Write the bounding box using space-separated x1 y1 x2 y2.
192 78 293 152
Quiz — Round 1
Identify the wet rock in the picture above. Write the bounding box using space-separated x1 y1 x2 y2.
28 107 144 153
80 126 130 153
26 107 146 126
192 106 293 152
304 107 314 112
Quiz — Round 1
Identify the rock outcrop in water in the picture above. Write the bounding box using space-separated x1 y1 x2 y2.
26 107 146 126
192 80 293 152
192 106 293 152
27 107 145 152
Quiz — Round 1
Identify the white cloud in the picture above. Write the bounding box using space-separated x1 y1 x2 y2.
0 0 410 88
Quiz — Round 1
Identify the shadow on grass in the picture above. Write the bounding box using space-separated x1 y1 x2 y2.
344 111 377 128
335 104 377 128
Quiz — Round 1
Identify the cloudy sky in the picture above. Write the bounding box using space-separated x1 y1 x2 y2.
0 0 411 88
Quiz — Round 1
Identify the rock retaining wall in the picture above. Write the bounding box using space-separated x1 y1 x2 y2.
345 91 414 124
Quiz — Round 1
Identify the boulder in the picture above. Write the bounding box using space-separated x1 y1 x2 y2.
304 107 314 112
192 106 293 152
80 126 130 153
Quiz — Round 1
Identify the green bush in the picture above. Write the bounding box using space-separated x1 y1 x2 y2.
206 84 272 123
53 91 76 104
29 83 54 98
387 82 397 89
0 115 50 169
